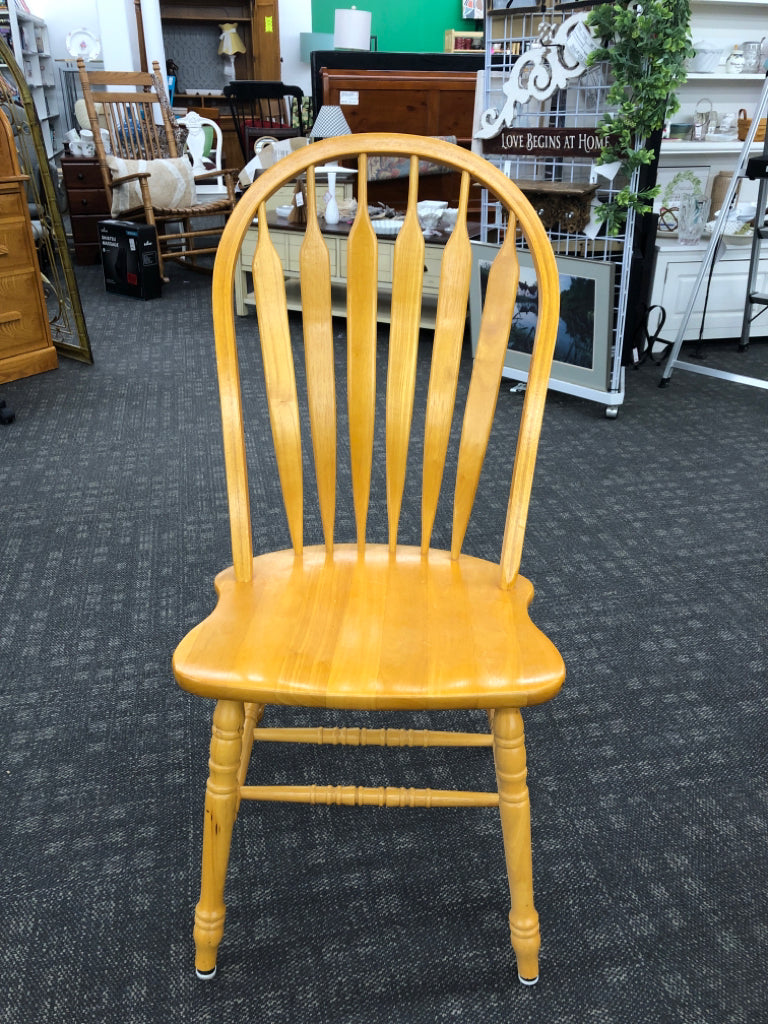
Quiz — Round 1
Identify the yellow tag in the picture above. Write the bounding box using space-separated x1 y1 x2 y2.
265 16 273 32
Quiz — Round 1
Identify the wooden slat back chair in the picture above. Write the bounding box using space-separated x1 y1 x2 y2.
77 59 237 279
224 80 306 160
173 134 566 987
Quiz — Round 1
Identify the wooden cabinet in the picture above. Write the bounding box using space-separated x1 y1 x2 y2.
158 1 281 84
0 109 57 384
156 1 281 169
60 156 110 266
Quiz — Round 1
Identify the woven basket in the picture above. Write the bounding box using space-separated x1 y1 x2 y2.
737 108 766 142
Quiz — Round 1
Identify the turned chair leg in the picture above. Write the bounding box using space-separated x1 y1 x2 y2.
193 699 244 980
492 707 541 985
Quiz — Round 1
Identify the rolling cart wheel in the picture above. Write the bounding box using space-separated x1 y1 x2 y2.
604 406 618 419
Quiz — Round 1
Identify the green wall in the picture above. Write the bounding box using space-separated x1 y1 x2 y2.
311 1 467 53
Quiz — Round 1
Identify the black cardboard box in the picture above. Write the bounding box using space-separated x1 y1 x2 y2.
98 220 162 300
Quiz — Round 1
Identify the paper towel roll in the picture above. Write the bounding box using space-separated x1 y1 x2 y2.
334 8 372 50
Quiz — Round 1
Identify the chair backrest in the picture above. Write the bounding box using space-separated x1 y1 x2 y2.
224 81 306 159
178 111 224 193
76 58 178 200
212 134 560 589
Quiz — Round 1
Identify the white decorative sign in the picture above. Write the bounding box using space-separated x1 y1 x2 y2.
474 13 598 141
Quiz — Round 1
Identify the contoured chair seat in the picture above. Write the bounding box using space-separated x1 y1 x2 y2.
174 544 565 709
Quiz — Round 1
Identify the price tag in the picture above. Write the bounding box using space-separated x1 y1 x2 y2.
564 21 600 65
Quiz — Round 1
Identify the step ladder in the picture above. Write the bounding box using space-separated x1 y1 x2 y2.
660 72 768 389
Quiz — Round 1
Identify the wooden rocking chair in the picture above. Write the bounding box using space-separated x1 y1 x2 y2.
173 134 566 987
76 59 238 280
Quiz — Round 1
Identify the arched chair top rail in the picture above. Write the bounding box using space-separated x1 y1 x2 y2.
215 133 553 286
212 133 560 590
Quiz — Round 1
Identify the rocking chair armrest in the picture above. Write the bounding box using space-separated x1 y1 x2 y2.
110 170 151 188
192 167 239 184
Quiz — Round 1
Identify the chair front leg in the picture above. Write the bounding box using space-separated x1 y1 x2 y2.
194 698 244 979
492 706 540 985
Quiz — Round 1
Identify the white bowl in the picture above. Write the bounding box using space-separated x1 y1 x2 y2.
439 208 458 231
686 42 724 73
275 205 293 218
372 218 404 236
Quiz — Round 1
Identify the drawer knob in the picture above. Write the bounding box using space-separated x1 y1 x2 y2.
0 245 8 257
77 173 85 180
0 310 21 326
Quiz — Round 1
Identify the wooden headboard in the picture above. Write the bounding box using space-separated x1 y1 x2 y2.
320 67 479 147
320 66 480 209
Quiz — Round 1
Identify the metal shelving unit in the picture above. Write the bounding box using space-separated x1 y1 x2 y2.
0 1 60 158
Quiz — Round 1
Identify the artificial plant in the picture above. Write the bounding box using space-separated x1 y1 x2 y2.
587 0 694 234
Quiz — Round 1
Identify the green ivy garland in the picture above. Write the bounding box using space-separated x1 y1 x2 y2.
586 0 694 234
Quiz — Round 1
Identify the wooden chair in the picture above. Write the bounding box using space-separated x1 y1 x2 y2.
177 111 225 196
173 134 566 987
223 80 306 160
76 59 237 280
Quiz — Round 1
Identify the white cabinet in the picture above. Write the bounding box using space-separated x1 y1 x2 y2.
650 240 768 342
0 5 60 158
236 218 447 329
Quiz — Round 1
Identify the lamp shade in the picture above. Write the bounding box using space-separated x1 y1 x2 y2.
310 105 352 139
218 23 246 57
333 8 372 50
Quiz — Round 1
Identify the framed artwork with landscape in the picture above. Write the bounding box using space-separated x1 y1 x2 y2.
469 242 616 393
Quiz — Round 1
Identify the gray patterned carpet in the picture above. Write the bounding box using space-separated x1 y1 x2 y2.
0 261 766 1024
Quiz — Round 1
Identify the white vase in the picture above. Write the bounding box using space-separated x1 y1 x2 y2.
324 167 339 225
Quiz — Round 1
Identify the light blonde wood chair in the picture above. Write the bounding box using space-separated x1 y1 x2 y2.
173 133 566 987
76 59 237 279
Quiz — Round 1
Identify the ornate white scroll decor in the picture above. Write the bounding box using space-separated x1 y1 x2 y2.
474 13 598 140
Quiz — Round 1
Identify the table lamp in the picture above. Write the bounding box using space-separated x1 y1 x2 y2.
218 23 246 84
310 106 352 225
333 7 373 51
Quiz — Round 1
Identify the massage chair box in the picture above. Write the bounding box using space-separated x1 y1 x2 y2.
98 220 162 300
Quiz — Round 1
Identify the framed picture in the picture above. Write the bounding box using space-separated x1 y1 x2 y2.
470 242 615 393
654 166 711 236
490 0 541 10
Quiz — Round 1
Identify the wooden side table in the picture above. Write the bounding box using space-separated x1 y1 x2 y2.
61 155 110 265
235 214 451 330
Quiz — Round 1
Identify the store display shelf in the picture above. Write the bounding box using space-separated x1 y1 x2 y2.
661 140 763 155
685 72 766 83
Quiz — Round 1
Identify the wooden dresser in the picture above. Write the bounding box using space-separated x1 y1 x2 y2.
61 155 110 265
0 109 57 385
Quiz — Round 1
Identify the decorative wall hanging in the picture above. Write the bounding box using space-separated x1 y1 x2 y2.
474 12 597 141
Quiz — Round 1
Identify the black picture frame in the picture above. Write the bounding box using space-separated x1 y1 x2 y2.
470 242 615 392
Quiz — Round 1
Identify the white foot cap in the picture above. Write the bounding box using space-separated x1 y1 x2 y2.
196 966 217 981
518 973 539 986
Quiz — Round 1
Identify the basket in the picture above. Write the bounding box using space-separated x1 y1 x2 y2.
737 109 766 142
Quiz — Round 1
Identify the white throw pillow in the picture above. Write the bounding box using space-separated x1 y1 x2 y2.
106 156 195 216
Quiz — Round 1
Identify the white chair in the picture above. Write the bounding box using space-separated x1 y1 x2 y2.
178 111 226 196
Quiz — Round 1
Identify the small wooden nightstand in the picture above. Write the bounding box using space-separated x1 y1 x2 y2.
61 155 110 265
